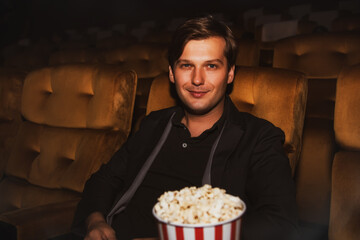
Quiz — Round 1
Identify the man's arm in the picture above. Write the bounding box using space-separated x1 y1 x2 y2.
242 123 300 240
71 110 168 237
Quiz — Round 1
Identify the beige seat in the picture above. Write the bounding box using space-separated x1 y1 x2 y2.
332 14 360 32
0 68 27 178
236 39 260 67
329 64 360 240
147 66 308 173
273 32 360 238
100 43 169 132
0 64 137 240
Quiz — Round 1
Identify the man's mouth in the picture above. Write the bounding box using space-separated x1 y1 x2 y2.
188 90 208 98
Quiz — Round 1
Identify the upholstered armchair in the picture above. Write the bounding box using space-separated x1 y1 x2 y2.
332 14 360 32
329 64 360 240
236 39 260 67
0 64 137 240
100 43 169 132
146 67 308 174
273 32 360 238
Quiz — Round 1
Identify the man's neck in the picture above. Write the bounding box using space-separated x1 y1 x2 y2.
181 100 225 137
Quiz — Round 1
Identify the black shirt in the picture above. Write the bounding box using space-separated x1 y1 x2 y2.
112 108 226 239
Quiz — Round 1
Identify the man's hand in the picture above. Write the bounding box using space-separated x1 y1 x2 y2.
85 212 116 240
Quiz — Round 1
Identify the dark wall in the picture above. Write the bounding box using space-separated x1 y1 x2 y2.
0 0 342 47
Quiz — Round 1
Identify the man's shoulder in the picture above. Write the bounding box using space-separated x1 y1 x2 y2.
226 97 278 132
230 109 284 137
231 109 275 128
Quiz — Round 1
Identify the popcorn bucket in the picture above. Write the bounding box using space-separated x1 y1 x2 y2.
153 202 246 240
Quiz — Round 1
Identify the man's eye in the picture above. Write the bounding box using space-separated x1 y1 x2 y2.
181 64 191 68
207 64 217 69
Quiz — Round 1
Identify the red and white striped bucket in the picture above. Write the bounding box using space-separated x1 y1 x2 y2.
153 204 245 240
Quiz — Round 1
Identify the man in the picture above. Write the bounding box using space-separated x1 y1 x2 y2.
72 15 299 240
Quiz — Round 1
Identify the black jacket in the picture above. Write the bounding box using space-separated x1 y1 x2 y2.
73 97 299 240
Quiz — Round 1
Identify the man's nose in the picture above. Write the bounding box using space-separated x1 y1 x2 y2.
192 68 205 86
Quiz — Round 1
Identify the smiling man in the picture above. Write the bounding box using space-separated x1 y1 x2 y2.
169 36 234 137
70 15 299 240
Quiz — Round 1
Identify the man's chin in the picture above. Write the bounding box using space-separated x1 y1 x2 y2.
182 104 211 116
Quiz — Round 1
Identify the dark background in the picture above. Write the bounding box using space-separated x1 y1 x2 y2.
0 0 342 48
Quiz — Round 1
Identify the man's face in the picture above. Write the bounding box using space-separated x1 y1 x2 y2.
169 37 235 116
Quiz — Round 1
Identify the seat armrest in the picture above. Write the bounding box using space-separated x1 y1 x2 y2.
0 198 81 240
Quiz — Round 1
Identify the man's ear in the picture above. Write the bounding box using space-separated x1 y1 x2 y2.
169 66 175 83
227 65 235 84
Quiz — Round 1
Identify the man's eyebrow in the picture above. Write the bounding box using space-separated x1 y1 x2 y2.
205 59 225 65
175 59 225 65
175 59 191 64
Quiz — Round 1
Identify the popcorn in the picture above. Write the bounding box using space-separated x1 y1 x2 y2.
153 185 245 224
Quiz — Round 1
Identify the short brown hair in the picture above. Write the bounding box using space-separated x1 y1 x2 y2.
168 15 238 70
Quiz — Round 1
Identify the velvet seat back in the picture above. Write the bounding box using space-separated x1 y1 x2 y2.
236 40 260 67
0 64 137 239
330 64 360 240
273 32 360 228
332 14 360 32
101 43 169 131
274 32 360 120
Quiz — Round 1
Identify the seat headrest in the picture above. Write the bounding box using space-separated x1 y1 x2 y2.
21 64 137 132
100 43 168 78
273 33 360 78
0 68 26 121
334 64 360 150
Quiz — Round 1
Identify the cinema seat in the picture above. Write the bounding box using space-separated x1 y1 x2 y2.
329 64 360 240
100 43 168 132
0 64 137 240
146 66 307 173
0 68 26 179
332 14 360 32
273 32 360 238
236 39 260 67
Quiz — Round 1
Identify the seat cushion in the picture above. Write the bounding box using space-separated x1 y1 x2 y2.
330 152 360 240
0 177 80 214
5 121 126 193
334 64 360 150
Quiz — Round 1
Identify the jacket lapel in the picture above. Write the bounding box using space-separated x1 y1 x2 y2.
211 98 245 187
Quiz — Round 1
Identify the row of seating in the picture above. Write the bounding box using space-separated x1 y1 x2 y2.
0 18 359 240
273 32 360 239
1 61 359 240
0 63 308 239
0 64 137 239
